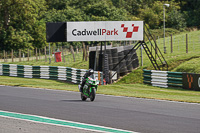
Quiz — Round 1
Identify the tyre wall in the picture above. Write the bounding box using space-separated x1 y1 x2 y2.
89 45 139 79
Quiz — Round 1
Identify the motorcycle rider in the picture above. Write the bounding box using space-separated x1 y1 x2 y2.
79 69 94 93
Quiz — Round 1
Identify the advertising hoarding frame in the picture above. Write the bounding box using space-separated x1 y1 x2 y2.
66 21 144 42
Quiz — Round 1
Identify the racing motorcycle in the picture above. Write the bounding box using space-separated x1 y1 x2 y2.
78 75 99 101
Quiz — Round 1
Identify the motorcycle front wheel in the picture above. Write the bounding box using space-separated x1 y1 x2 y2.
81 93 87 101
90 88 96 101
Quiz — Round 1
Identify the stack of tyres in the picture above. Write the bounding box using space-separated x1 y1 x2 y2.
106 49 113 70
130 48 137 69
111 48 119 79
124 49 133 72
118 51 127 76
89 51 96 69
134 58 139 68
132 59 139 68
88 45 139 80
131 49 139 69
103 54 110 83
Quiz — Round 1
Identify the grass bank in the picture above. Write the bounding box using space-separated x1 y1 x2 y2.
2 52 89 70
118 30 200 84
1 76 200 103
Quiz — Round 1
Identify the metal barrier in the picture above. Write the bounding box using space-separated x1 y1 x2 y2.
143 69 183 88
0 64 103 85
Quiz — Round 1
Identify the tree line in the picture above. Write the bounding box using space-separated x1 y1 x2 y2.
0 0 199 51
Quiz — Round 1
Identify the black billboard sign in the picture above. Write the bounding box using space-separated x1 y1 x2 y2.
193 74 200 91
183 73 200 91
46 22 66 42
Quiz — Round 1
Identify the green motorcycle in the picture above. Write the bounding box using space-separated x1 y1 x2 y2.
79 76 99 102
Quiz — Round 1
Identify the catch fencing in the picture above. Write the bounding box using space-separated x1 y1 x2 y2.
0 64 103 85
143 69 183 88
155 32 200 54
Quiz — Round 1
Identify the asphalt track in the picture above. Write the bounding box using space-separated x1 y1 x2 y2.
0 85 200 133
0 116 95 133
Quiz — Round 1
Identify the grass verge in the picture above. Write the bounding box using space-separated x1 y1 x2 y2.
3 52 89 70
1 76 200 103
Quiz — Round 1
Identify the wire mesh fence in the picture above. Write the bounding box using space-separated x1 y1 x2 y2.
0 46 85 63
156 31 200 54
1 30 200 63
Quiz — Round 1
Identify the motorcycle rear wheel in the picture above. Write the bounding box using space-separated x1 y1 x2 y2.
81 93 87 101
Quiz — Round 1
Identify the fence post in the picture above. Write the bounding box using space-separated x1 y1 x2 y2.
3 50 6 62
53 46 56 62
36 48 38 61
45 47 47 62
19 49 21 62
61 47 65 63
98 71 101 85
82 43 86 61
48 43 51 64
27 48 29 61
67 48 70 62
70 45 75 62
23 53 25 61
6 51 7 62
141 45 143 66
171 34 173 53
76 46 78 54
11 49 14 62
39 48 41 60
85 45 89 61
186 34 188 53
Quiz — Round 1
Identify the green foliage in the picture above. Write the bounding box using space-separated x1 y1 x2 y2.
177 0 200 27
150 28 181 38
6 27 34 50
0 0 200 51
0 0 47 51
44 0 130 22
138 1 163 29
167 10 186 30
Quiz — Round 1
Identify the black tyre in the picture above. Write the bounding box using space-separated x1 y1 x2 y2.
81 93 87 101
90 88 96 102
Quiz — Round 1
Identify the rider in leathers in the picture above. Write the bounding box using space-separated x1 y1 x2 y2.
80 69 94 93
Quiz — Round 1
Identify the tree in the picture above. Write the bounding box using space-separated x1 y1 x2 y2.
0 0 47 51
138 1 163 29
65 0 130 21
167 9 186 30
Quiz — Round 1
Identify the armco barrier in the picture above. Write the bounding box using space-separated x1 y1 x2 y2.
0 64 103 85
143 69 183 88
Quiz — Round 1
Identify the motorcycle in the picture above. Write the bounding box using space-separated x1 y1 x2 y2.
79 75 99 101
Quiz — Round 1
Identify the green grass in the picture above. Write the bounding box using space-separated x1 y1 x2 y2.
116 68 144 84
118 30 200 84
98 84 200 103
0 76 77 91
173 57 200 73
1 76 200 103
3 52 89 69
145 30 200 72
1 30 200 103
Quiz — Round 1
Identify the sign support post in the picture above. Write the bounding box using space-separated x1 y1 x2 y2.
49 43 51 64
